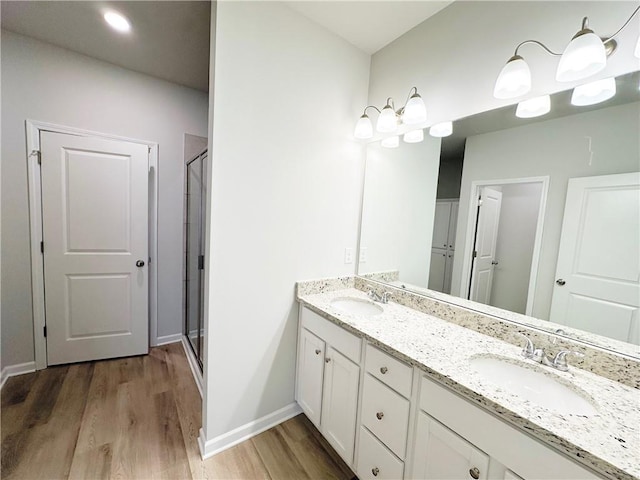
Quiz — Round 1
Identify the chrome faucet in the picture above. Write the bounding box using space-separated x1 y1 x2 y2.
516 333 584 371
368 290 392 304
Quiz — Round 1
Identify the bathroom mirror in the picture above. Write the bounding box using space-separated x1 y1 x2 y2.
358 71 640 358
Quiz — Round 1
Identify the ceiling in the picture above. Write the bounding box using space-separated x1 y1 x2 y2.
1 1 453 93
285 1 453 54
1 1 211 92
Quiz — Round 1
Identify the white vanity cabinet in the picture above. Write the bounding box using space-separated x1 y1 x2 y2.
410 376 601 480
296 307 362 465
356 345 413 480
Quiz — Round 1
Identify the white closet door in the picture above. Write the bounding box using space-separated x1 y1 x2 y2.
41 131 149 365
550 173 640 344
470 188 502 304
432 202 452 250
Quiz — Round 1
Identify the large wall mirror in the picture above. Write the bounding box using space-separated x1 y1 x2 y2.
358 71 640 358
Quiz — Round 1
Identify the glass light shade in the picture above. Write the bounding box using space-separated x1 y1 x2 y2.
571 77 616 106
403 129 424 143
516 95 551 118
354 114 373 139
376 105 398 133
556 31 606 82
493 55 532 99
635 35 640 58
104 11 131 32
429 121 453 137
381 136 399 148
402 94 427 125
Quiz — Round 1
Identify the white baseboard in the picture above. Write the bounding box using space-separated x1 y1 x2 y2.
153 333 183 346
180 336 203 397
1 361 37 389
198 402 303 459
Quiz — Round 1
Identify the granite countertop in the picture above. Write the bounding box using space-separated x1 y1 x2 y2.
298 287 640 480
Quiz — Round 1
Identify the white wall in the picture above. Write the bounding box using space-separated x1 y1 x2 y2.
359 137 441 287
490 182 543 314
453 102 640 320
369 1 639 127
201 2 370 449
0 30 208 367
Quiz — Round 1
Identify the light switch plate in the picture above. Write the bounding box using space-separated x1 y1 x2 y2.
359 247 367 263
344 247 353 264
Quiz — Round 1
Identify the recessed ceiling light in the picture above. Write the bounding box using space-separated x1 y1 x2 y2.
104 11 131 33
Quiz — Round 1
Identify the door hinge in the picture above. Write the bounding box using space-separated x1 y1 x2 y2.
473 250 478 258
43 325 47 337
30 150 41 164
40 241 44 253
198 255 205 270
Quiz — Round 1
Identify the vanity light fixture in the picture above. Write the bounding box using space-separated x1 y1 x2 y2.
429 121 453 137
403 129 424 143
353 87 427 139
381 136 400 148
103 10 131 33
515 95 551 118
494 6 640 98
571 77 616 106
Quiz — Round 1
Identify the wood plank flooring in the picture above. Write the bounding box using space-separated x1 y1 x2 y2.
1 343 355 479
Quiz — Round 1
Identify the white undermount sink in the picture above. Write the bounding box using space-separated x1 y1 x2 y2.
469 355 598 417
330 297 384 316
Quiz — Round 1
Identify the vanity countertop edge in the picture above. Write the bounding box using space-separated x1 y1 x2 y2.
296 287 640 480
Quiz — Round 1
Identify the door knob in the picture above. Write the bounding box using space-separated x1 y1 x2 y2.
315 349 321 355
136 260 145 267
469 467 480 479
556 279 566 286
491 260 499 265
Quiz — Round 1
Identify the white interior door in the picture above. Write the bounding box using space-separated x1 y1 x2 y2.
469 187 502 303
550 173 640 344
41 131 149 365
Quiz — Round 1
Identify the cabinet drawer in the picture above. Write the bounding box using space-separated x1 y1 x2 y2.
301 307 361 363
361 374 410 459
365 344 412 398
357 427 404 480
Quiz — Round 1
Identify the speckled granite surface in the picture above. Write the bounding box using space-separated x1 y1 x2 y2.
359 270 400 283
355 277 640 389
296 285 640 480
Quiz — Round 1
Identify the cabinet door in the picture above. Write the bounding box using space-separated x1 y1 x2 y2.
411 412 489 480
297 328 325 426
321 346 360 464
428 248 447 292
444 251 454 294
432 202 452 249
447 201 459 250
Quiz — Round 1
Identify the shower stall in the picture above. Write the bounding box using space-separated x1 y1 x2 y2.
184 149 207 371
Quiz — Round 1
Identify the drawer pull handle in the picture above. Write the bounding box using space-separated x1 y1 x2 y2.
380 366 388 374
469 467 480 479
325 358 331 363
315 349 321 355
372 467 380 477
376 411 384 420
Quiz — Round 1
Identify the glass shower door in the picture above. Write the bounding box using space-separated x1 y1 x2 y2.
185 152 206 369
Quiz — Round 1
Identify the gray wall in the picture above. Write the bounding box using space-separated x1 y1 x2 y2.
437 156 463 199
1 30 208 368
452 102 640 320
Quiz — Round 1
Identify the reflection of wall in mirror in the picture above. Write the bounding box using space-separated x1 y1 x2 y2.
452 101 640 321
359 136 441 287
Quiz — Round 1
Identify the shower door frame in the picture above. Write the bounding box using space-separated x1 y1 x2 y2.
183 149 207 372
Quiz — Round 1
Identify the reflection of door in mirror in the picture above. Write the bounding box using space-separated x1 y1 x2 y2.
469 187 502 304
429 200 458 293
551 173 640 345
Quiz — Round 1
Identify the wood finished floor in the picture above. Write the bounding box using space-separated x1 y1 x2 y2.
1 343 355 480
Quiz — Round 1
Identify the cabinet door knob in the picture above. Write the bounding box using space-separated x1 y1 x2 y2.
376 411 384 420
380 366 388 374
371 467 379 477
314 349 321 355
469 467 480 479
325 358 331 363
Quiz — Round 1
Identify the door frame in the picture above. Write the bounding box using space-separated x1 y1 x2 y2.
26 119 159 370
458 176 549 316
